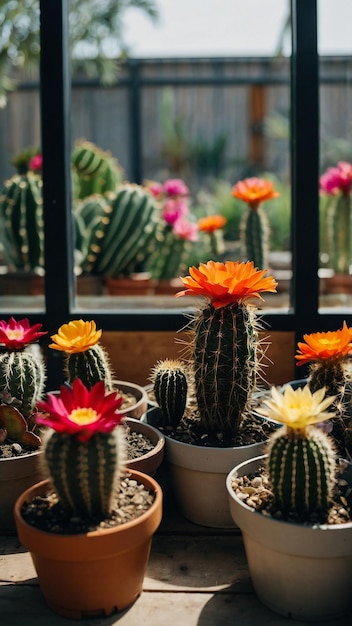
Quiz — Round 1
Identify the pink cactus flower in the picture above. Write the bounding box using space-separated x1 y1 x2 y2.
162 198 189 225
172 216 199 242
163 178 189 198
28 154 43 172
320 161 352 195
147 181 164 198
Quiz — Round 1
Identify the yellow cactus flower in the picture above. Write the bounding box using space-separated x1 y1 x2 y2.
258 384 336 431
49 319 102 354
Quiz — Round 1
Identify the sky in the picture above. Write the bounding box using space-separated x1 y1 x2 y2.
121 0 352 58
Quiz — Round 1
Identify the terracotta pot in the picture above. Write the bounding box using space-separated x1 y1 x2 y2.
153 277 183 295
226 455 352 621
0 449 43 533
116 380 148 420
145 407 267 528
123 417 165 476
14 470 163 619
105 273 154 295
324 272 352 294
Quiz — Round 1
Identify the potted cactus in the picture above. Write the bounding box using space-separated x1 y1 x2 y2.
14 377 163 619
226 384 352 621
147 260 278 527
0 317 47 532
231 176 280 270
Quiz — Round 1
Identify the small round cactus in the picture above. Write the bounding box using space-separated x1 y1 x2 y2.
152 359 188 429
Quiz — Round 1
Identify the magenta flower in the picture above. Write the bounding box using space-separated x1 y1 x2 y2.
320 161 352 195
163 178 189 198
148 181 163 198
0 317 47 350
36 378 124 443
172 216 199 242
28 154 43 172
162 198 189 225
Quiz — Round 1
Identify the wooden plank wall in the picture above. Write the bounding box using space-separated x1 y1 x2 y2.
100 330 296 387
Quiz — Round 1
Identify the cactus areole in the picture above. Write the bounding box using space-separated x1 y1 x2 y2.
176 261 277 440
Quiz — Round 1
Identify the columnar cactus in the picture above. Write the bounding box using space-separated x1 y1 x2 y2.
232 177 280 270
175 261 277 438
0 172 44 271
295 322 352 457
0 351 46 418
72 140 124 199
37 379 125 520
76 183 160 277
152 359 188 429
262 385 337 519
49 319 114 391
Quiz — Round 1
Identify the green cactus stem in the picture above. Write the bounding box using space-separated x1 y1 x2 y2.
72 140 124 199
0 172 44 271
67 344 114 391
77 183 159 277
152 359 188 428
240 204 270 270
192 301 259 438
43 428 125 519
327 193 352 274
267 425 336 517
146 226 193 281
0 350 46 418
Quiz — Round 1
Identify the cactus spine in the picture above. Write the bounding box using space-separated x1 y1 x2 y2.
43 428 125 519
192 301 259 437
72 140 124 199
0 172 44 271
77 184 159 277
153 359 188 428
67 344 114 391
267 425 336 517
327 193 352 274
0 350 46 418
240 204 270 270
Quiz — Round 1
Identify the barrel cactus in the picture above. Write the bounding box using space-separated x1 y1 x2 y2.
49 319 114 391
72 139 124 199
0 172 44 271
152 359 188 429
175 260 277 438
76 183 160 277
232 177 280 270
261 384 337 519
37 378 125 520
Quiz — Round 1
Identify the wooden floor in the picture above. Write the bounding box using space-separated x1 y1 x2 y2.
1 469 352 626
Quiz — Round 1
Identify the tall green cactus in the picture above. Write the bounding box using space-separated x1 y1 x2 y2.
43 428 124 519
267 423 336 517
0 350 46 418
72 140 124 199
77 183 160 277
0 172 44 271
192 301 259 437
152 359 188 428
327 193 352 274
240 205 270 270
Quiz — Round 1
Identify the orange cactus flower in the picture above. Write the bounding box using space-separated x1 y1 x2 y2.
49 319 102 354
198 214 227 232
232 177 280 208
176 260 277 309
295 321 352 366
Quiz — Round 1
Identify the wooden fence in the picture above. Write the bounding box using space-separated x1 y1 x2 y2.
0 56 351 190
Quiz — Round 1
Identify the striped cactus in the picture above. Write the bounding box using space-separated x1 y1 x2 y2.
72 140 124 199
327 193 352 274
240 204 270 270
0 350 46 418
152 359 188 428
267 425 336 517
77 183 160 277
67 344 114 391
43 428 125 519
0 172 44 271
146 225 193 280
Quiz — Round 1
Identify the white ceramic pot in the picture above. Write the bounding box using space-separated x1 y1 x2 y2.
226 454 352 621
164 433 266 528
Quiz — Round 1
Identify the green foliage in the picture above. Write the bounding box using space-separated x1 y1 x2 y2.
267 425 336 518
44 428 125 519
